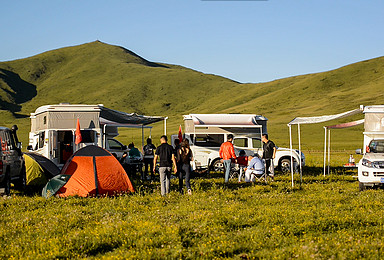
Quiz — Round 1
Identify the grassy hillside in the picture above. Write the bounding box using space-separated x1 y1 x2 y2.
0 41 383 160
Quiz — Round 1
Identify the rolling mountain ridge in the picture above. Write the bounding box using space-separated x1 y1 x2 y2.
0 41 383 150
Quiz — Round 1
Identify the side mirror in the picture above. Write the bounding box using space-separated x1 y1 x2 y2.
355 149 362 155
27 145 33 151
123 145 127 150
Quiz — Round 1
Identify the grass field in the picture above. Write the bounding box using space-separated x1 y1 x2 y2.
0 41 382 259
2 170 384 259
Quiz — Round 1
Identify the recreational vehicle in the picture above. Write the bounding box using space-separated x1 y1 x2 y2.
357 106 384 190
172 114 304 173
27 104 165 166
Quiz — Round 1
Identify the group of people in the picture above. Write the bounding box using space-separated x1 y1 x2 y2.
138 132 276 196
219 133 276 183
142 136 193 196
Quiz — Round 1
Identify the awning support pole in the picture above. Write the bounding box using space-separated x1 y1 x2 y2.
103 124 107 149
289 124 294 188
141 125 144 150
327 128 331 175
298 123 302 184
323 127 327 177
164 117 168 136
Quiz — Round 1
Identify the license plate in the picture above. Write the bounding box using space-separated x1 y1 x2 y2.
381 178 384 183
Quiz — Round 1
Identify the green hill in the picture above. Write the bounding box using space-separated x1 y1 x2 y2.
0 41 383 156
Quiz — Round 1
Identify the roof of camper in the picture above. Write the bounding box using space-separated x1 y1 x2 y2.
32 104 102 115
184 114 267 126
31 104 166 126
363 105 384 113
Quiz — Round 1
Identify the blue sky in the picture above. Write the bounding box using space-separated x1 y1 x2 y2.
1 0 383 83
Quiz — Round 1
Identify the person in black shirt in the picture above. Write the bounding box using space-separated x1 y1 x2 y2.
153 135 177 196
176 139 193 195
143 138 156 180
262 134 276 179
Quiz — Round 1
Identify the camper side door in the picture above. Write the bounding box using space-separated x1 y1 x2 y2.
49 130 59 163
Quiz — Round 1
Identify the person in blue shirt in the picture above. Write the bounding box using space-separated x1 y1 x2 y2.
245 154 265 182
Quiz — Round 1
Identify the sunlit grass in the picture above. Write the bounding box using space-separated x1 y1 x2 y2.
1 171 383 259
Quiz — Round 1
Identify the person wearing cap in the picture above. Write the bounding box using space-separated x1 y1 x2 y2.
219 134 237 183
245 154 265 182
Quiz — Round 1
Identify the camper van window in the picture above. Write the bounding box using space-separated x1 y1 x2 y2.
233 138 248 148
80 130 95 143
43 116 47 125
252 138 263 149
192 134 224 147
39 131 45 149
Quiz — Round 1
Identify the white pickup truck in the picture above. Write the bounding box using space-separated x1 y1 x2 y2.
172 114 304 173
357 106 384 191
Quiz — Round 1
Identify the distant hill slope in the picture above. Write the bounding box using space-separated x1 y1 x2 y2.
0 41 383 150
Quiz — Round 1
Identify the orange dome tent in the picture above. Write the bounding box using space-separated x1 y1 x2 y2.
55 145 134 197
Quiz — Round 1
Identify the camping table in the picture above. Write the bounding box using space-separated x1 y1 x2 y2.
126 159 143 179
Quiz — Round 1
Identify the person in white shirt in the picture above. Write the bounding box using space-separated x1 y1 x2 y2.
245 154 265 182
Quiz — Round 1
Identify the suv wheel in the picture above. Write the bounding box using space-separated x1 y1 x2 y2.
1 173 11 196
211 159 224 173
279 158 291 173
14 164 26 191
359 181 366 191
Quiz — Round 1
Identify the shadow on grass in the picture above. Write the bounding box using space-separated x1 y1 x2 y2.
0 68 37 113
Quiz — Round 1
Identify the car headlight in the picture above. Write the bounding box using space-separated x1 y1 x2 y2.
361 159 379 168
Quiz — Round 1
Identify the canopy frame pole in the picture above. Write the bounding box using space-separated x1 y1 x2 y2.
289 124 294 188
103 124 107 149
164 117 168 136
298 123 302 183
150 128 152 138
323 126 327 177
141 125 144 151
327 128 331 175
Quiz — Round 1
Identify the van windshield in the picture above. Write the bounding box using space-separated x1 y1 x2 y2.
368 140 384 153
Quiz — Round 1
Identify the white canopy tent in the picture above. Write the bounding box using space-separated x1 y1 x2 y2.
287 107 363 187
323 119 364 176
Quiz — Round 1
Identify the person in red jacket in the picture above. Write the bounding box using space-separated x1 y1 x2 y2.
219 134 237 183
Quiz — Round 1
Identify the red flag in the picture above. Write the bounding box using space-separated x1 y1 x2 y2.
75 118 82 145
178 125 183 143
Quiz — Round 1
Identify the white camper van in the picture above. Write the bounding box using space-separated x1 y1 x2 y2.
28 104 165 166
357 106 384 190
172 114 304 173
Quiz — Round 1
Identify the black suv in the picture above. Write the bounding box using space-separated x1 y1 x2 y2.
0 125 25 195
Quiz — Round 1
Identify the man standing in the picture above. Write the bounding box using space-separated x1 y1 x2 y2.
219 134 237 183
153 135 177 196
261 134 276 179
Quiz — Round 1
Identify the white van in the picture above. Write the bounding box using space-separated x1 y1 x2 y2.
172 114 304 173
356 106 384 190
27 104 165 167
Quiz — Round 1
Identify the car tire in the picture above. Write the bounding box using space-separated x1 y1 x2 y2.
211 159 224 173
1 173 11 196
359 181 366 191
14 164 26 191
279 158 291 173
